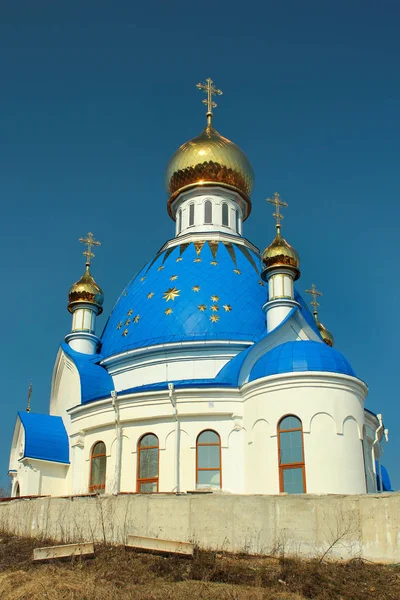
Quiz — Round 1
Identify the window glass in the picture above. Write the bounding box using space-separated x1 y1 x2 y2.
235 209 240 232
91 456 106 486
140 482 157 493
198 430 219 444
137 433 159 493
283 468 304 494
93 441 106 455
222 203 229 226
204 200 212 224
198 445 220 469
177 209 182 234
280 416 301 430
140 447 159 479
197 470 220 487
141 434 158 448
280 430 303 464
189 203 195 226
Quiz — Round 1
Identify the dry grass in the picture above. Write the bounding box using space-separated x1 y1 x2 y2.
0 534 399 599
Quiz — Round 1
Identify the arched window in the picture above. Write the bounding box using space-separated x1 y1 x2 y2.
177 209 182 234
278 416 306 494
235 209 240 233
196 430 221 489
204 200 212 224
137 433 159 493
222 203 229 226
189 203 195 226
89 441 107 494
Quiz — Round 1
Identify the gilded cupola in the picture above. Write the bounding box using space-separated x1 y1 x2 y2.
67 232 104 315
165 78 254 219
261 193 300 281
305 284 334 347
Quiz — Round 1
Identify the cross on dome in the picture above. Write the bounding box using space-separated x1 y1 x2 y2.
266 192 288 232
79 232 101 267
305 283 323 316
196 78 223 127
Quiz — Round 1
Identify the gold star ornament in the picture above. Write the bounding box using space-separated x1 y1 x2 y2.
165 308 173 315
163 287 180 301
198 304 207 311
147 292 154 299
210 315 220 323
223 305 232 312
192 285 201 292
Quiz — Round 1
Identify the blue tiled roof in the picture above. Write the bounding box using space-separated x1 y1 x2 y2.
100 240 269 357
249 340 356 382
61 342 114 404
18 412 69 464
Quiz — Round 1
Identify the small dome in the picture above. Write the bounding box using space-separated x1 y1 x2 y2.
165 125 254 218
249 340 355 382
68 267 104 314
261 231 300 281
316 318 334 347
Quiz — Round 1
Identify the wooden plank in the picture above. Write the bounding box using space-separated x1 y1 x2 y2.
33 542 94 562
126 535 194 557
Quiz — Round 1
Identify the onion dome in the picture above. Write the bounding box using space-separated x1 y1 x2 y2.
315 318 334 347
165 125 254 218
68 266 104 314
262 230 300 281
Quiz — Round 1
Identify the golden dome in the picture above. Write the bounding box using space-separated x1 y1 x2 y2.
165 125 254 219
261 230 300 280
316 318 334 347
68 266 104 314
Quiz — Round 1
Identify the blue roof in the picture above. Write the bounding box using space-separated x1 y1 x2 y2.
18 412 69 464
61 342 114 404
249 340 356 382
100 240 269 357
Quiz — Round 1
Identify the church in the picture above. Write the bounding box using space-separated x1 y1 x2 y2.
8 79 389 498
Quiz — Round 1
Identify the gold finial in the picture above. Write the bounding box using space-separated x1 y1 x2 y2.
266 192 288 233
27 380 32 413
79 232 101 267
196 78 223 127
305 283 323 317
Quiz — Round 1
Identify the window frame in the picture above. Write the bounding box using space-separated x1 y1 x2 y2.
89 441 107 494
277 416 306 493
204 200 212 224
196 429 222 489
222 202 229 227
189 203 195 226
235 208 240 233
177 208 182 234
136 433 159 493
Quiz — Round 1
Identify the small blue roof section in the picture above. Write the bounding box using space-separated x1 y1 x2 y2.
61 342 114 404
249 340 356 382
100 240 269 357
376 463 393 492
18 412 69 464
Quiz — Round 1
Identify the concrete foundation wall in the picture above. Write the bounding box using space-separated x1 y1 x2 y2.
0 492 398 563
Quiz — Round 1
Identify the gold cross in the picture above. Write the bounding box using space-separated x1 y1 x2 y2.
196 78 223 127
79 232 101 267
266 192 288 232
27 380 32 413
305 283 323 315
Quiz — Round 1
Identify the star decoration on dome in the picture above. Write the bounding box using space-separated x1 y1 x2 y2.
147 292 154 299
122 329 128 336
223 305 232 312
176 257 183 262
233 269 241 275
140 276 146 282
163 287 180 301
210 305 219 312
133 314 140 323
125 318 131 325
127 309 133 316
170 275 178 281
210 261 218 266
198 304 207 311
192 286 200 292
165 308 173 315
211 295 219 302
210 315 220 323
194 258 202 263
158 265 165 271
116 321 122 329
258 280 265 286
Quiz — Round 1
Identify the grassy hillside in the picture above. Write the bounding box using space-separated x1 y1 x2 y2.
0 534 399 599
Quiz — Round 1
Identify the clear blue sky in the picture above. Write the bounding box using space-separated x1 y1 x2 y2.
0 1 398 491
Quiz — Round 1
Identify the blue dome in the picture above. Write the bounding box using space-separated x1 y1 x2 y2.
101 240 269 357
249 340 356 382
